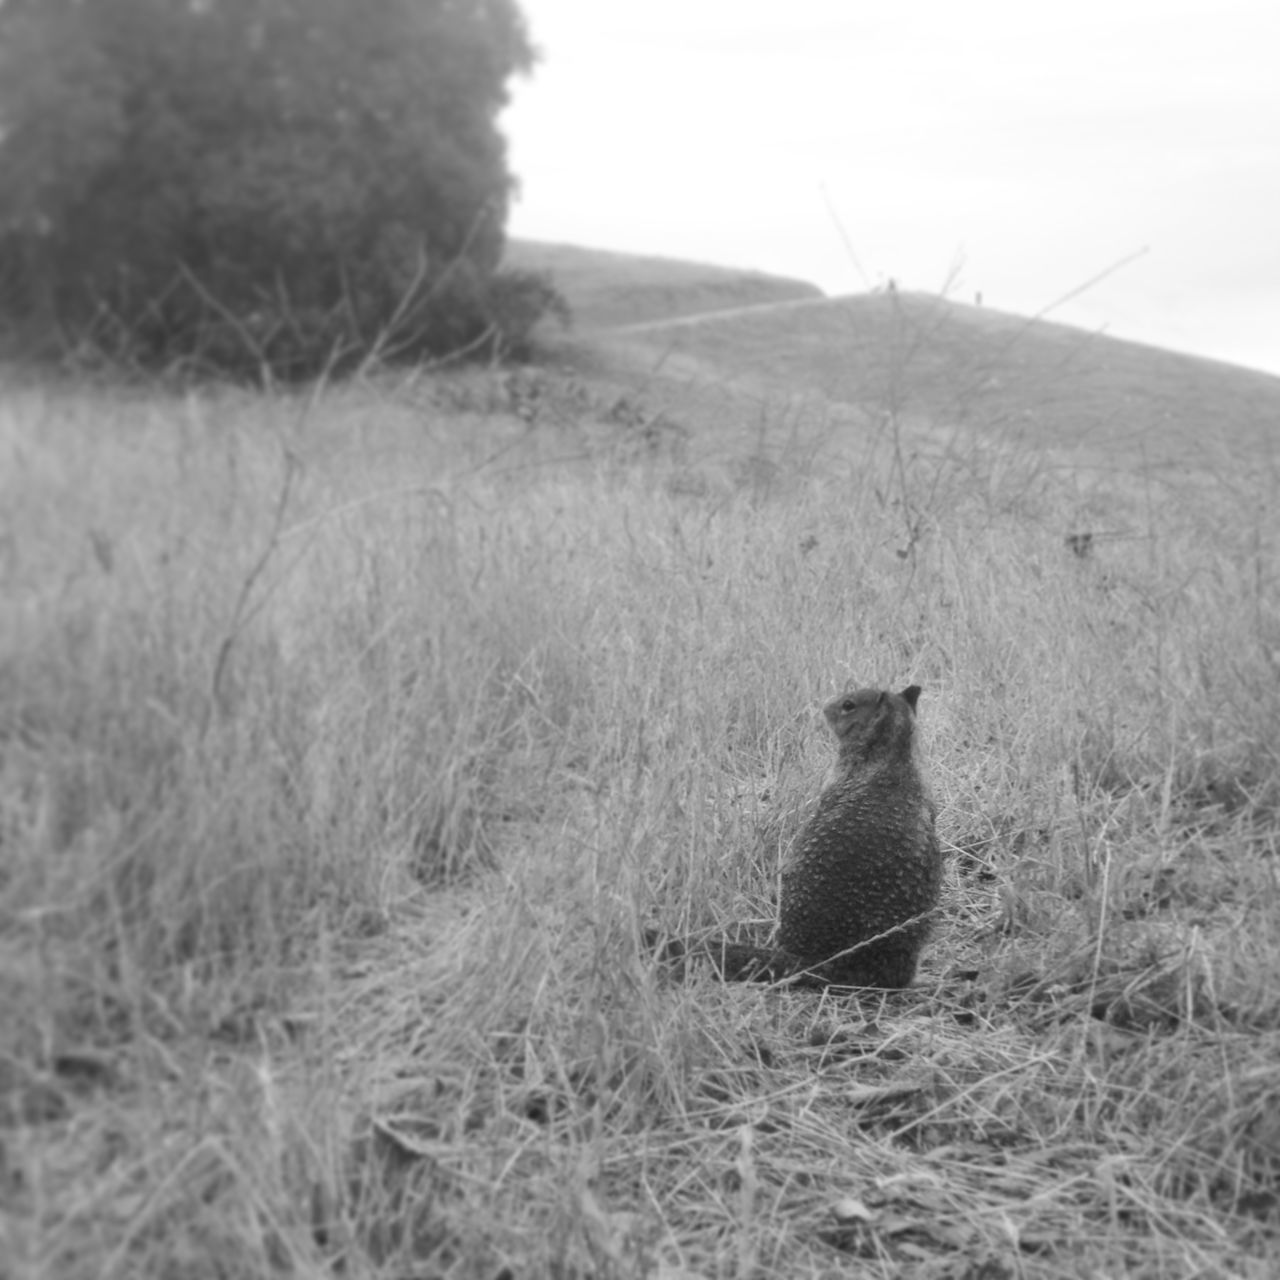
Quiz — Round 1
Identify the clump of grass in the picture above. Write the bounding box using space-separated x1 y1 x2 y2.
2 353 1278 1278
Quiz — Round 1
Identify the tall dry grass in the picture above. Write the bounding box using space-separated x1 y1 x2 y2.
1 360 1277 1277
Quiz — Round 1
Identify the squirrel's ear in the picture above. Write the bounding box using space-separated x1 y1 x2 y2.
900 685 922 710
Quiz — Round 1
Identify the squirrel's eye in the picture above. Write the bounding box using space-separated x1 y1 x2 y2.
841 699 856 712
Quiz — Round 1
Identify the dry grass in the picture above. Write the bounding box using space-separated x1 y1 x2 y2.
1 304 1278 1280
504 239 822 330
609 289 1280 473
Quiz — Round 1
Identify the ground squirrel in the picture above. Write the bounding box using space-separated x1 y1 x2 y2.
654 684 942 989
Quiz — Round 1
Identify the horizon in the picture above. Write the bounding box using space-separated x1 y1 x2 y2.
502 0 1280 380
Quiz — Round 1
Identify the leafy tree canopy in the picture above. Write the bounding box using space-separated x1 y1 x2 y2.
0 0 561 377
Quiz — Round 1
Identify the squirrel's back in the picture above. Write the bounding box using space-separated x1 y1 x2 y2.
777 684 941 987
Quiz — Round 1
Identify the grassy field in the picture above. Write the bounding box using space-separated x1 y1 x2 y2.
2 264 1279 1279
608 289 1280 473
505 239 822 330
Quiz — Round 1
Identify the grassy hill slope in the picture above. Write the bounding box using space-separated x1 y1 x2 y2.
3 243 1279 1278
505 237 823 329
599 289 1280 473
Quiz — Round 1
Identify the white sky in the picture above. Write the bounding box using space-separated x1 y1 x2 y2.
502 0 1280 376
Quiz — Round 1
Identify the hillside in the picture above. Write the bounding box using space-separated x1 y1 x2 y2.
622 292 1280 470
504 237 823 329
508 241 1280 474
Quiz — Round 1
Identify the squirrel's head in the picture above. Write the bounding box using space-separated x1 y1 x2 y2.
824 685 921 757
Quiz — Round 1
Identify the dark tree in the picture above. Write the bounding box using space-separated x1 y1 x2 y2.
0 0 560 377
